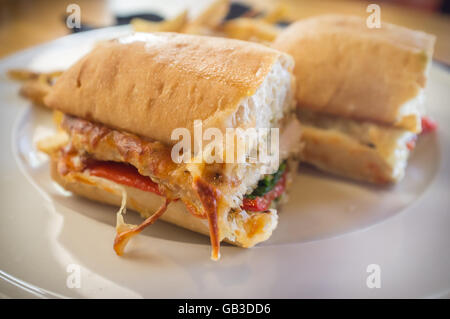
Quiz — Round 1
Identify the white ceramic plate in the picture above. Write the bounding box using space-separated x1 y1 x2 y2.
0 26 449 299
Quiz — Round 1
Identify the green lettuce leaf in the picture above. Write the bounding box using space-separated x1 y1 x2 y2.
245 161 286 199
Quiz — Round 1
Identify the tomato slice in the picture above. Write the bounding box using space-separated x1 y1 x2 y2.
421 116 438 134
242 172 287 212
241 196 271 212
87 161 162 196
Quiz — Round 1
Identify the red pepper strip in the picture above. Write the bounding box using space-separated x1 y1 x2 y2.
87 161 162 196
421 116 438 134
242 172 287 212
87 160 287 213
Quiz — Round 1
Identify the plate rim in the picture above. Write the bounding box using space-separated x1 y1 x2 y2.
1 25 450 299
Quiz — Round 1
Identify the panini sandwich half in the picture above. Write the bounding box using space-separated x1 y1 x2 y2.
41 33 301 260
273 15 436 184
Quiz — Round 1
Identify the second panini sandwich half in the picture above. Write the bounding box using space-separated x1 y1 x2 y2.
40 33 302 260
273 15 436 184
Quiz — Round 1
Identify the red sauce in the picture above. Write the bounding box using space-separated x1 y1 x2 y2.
242 172 287 212
406 117 437 151
87 161 162 196
421 116 438 134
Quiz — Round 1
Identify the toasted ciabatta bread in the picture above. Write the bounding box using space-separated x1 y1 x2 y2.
272 15 435 133
45 32 295 145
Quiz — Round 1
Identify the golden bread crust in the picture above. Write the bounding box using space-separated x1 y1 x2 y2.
45 32 293 144
272 15 435 132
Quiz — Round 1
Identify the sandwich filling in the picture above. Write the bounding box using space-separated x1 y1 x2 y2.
38 33 301 260
46 112 301 259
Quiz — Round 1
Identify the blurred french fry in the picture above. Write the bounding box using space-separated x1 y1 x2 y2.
183 0 229 34
8 69 62 82
8 69 62 106
223 18 280 43
130 0 288 43
8 69 40 81
19 80 52 106
131 10 188 33
262 3 289 24
36 130 69 155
